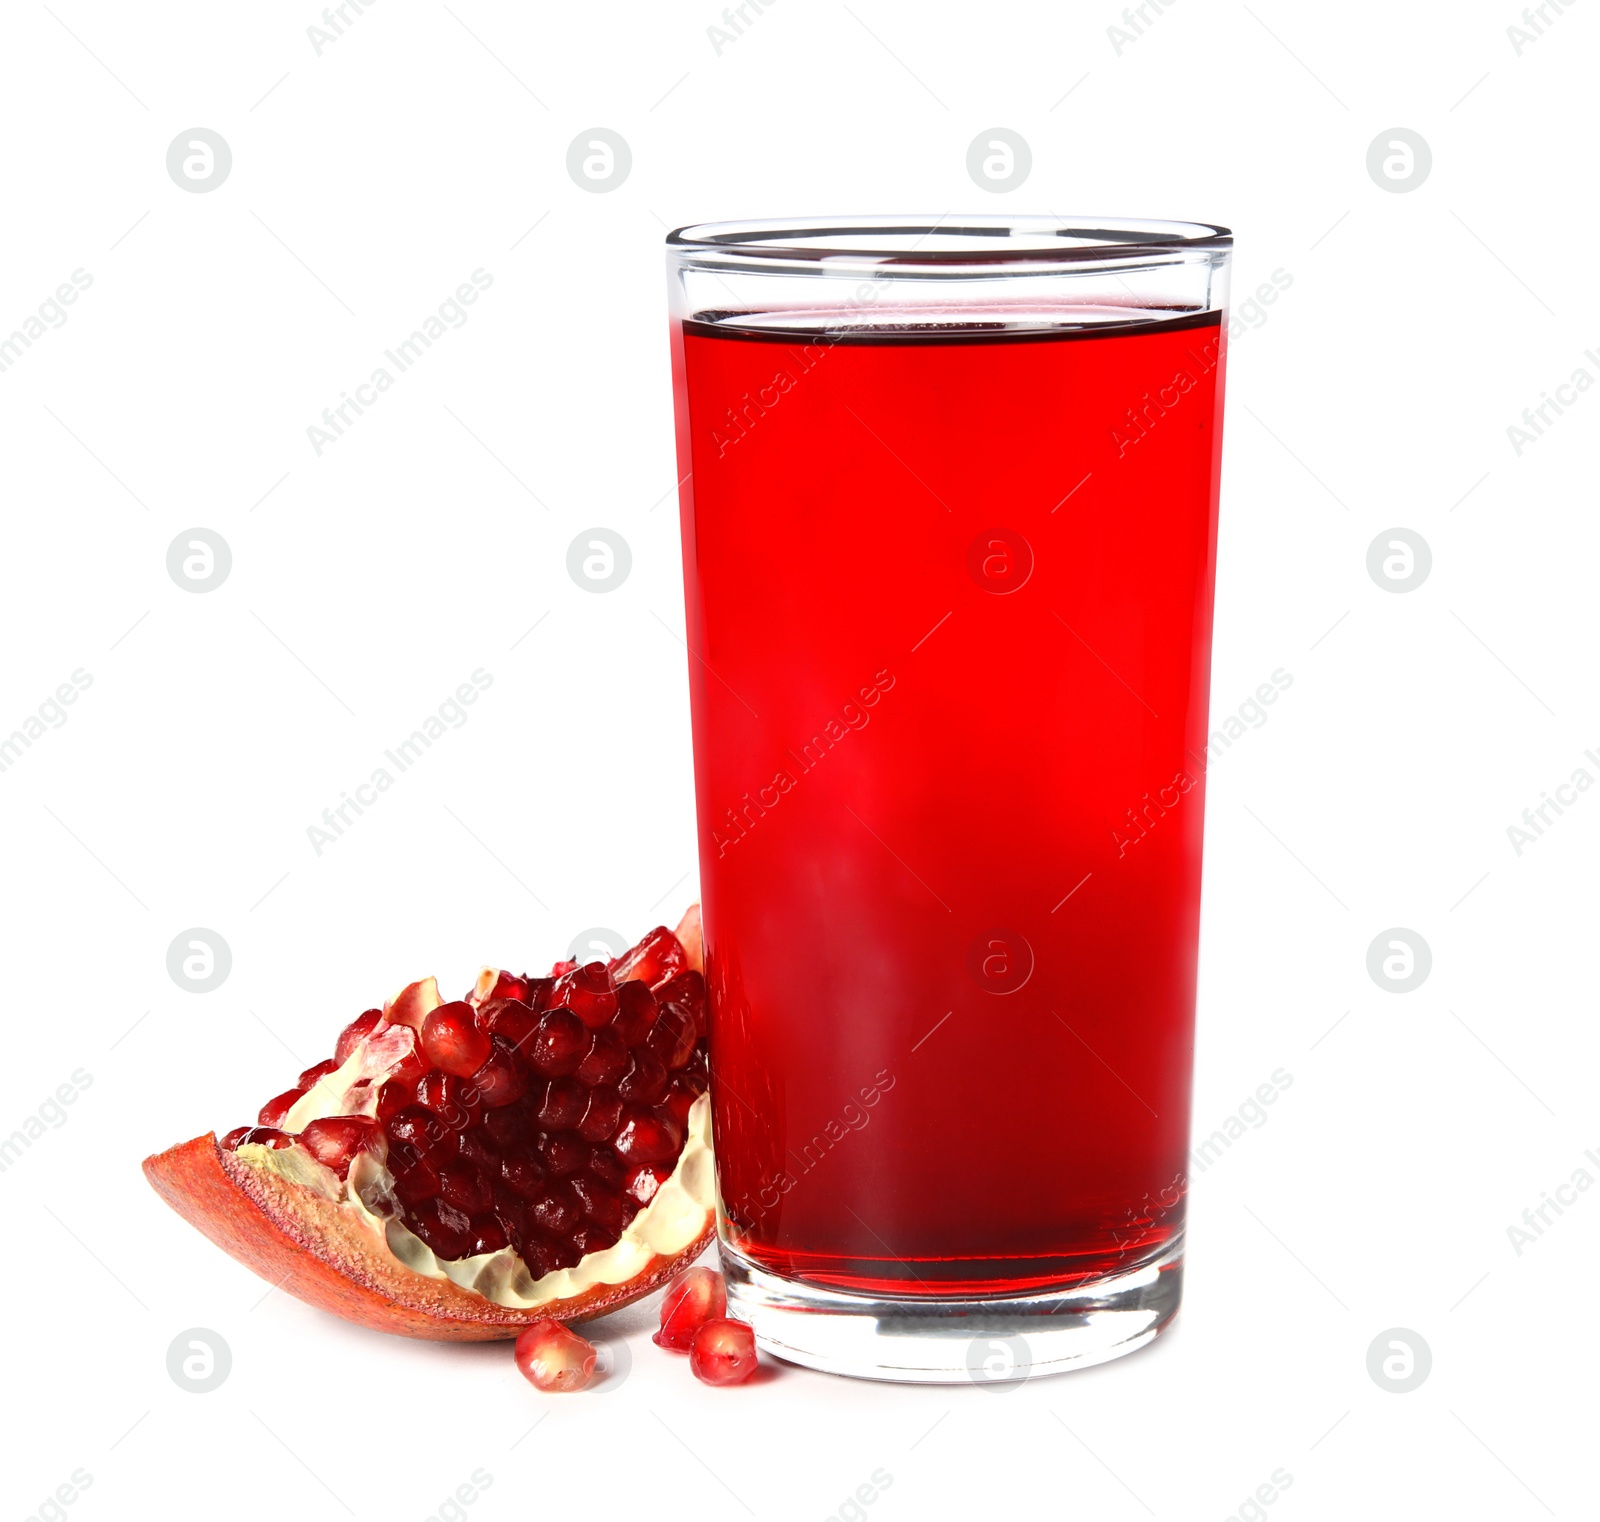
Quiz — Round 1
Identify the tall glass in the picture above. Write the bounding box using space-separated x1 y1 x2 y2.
666 218 1231 1382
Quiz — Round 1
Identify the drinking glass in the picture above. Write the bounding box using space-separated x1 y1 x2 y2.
666 217 1231 1382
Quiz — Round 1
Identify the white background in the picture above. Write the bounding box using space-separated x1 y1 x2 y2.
2 2 1596 1519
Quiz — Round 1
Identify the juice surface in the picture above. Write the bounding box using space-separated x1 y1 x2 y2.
675 310 1225 1294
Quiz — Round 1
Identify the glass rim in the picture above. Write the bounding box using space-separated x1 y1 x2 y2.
666 215 1232 271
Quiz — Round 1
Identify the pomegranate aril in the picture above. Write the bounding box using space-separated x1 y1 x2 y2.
484 1101 534 1151
536 1078 586 1131
530 1182 581 1237
298 1058 339 1090
500 1155 548 1200
609 925 688 988
456 1126 502 1172
235 1126 294 1149
387 1104 452 1156
569 1221 620 1255
655 971 708 1033
613 1107 680 1166
518 1238 554 1279
576 1028 627 1087
553 962 619 1031
299 1115 380 1179
577 1086 623 1143
388 1036 430 1088
647 1004 697 1071
376 1079 413 1122
589 1149 625 1188
611 980 659 1046
549 957 578 979
417 1071 484 1132
258 1087 304 1128
617 1049 669 1106
690 1318 757 1386
390 1151 442 1204
623 1163 671 1206
471 1043 530 1108
421 1001 492 1076
334 1008 384 1065
570 1174 623 1228
527 1009 586 1078
408 1197 474 1260
469 1216 508 1256
654 1266 728 1351
537 1133 589 1178
522 977 554 1014
221 1125 250 1149
475 969 530 1008
661 1075 700 1130
514 1319 597 1393
439 1159 495 1214
478 998 539 1056
543 1235 581 1271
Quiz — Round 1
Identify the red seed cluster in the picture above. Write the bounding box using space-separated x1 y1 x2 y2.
225 927 708 1275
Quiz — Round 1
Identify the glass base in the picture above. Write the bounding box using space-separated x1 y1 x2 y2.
721 1231 1183 1385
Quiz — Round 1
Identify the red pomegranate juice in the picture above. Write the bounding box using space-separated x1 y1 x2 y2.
674 309 1225 1296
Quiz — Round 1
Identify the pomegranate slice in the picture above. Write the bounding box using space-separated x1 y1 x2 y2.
144 905 715 1341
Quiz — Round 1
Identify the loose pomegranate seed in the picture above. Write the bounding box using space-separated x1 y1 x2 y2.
258 1087 304 1128
623 1162 671 1206
646 1004 697 1071
609 925 688 988
536 1078 586 1131
553 963 619 1030
515 1320 597 1393
576 1028 627 1087
527 1009 586 1077
299 1115 380 1179
298 1058 340 1090
421 1002 492 1076
690 1319 757 1385
617 1049 668 1105
611 980 659 1045
576 1087 623 1143
471 1043 530 1108
655 1267 728 1350
612 1107 680 1166
334 1008 384 1065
